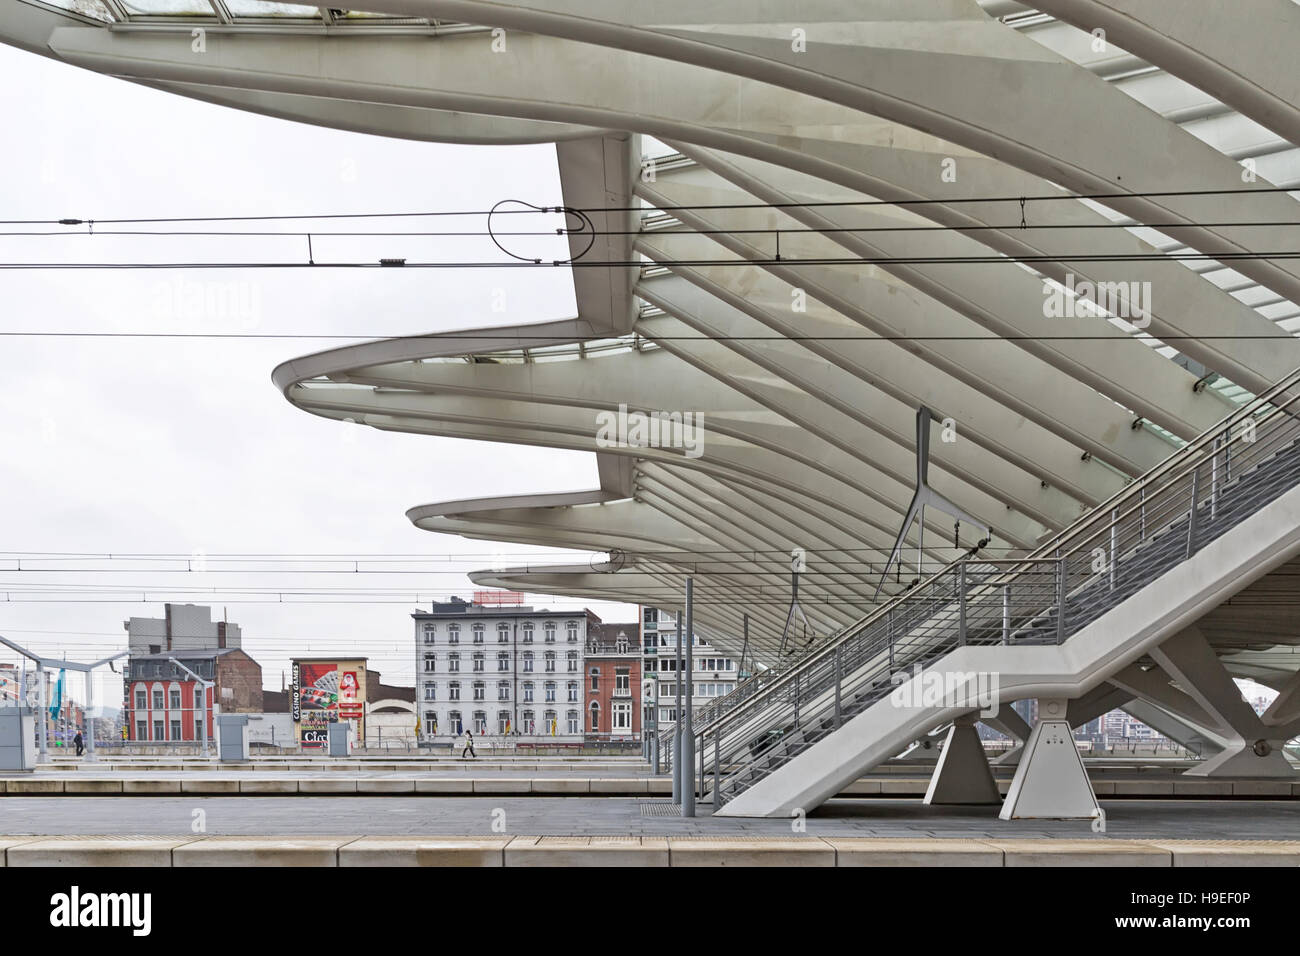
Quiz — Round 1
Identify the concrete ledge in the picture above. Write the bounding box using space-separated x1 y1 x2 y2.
357 779 416 794
839 780 882 796
0 837 42 864
8 837 196 867
472 779 531 794
827 838 1002 867
1231 780 1293 797
239 779 299 794
123 780 181 794
646 778 672 795
340 836 509 867
174 836 357 867
64 780 124 794
878 780 925 796
1154 840 1300 866
667 837 836 867
5 779 62 794
181 780 241 795
590 778 648 794
990 840 1171 867
415 778 475 794
1172 780 1234 797
1113 781 1174 796
505 836 670 867
530 778 590 795
298 779 358 794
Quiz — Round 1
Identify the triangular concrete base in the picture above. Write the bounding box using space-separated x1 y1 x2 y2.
924 720 1001 805
999 717 1099 820
1185 741 1297 777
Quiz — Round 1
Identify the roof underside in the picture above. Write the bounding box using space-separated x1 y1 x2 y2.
9 0 1300 684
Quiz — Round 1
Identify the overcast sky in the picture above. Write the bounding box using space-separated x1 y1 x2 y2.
0 42 638 706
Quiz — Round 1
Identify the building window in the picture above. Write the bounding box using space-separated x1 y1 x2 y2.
424 653 437 673
134 689 146 710
544 709 557 733
545 681 556 703
473 711 487 734
448 624 460 644
497 681 510 701
448 653 460 673
194 688 204 710
497 651 509 672
424 711 438 735
154 719 165 740
169 688 182 709
523 681 534 703
498 623 510 643
568 710 580 735
498 710 511 734
589 702 600 731
424 683 437 701
473 652 485 673
544 622 556 643
152 689 164 710
566 621 579 643
523 651 534 673
545 651 556 673
616 668 630 694
422 623 435 644
567 681 578 702
448 682 461 702
449 710 462 735
589 667 600 691
194 718 203 739
613 701 632 730
521 624 534 644
616 635 628 653
136 720 147 740
522 709 535 734
473 681 485 701
566 650 578 672
472 624 485 644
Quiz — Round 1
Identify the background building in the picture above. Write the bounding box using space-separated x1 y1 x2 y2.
124 604 240 656
123 648 262 743
641 607 740 730
413 594 596 746
584 621 641 742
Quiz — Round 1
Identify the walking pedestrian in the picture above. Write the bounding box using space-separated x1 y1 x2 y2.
73 730 84 757
462 729 477 759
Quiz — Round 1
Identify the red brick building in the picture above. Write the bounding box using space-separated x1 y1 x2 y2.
584 623 641 741
123 648 263 743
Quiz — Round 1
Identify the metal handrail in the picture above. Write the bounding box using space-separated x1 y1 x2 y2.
693 363 1300 803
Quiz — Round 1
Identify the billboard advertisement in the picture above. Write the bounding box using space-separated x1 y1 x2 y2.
292 660 366 748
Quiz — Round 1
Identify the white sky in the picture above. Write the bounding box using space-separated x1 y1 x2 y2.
0 42 638 707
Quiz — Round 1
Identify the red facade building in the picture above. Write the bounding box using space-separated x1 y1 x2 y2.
583 623 641 741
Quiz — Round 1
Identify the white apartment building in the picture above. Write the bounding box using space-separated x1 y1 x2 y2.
413 596 596 747
640 606 741 729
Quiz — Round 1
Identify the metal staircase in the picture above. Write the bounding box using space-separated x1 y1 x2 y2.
671 365 1300 809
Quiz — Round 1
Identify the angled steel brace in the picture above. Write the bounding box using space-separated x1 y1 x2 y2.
778 550 815 657
875 407 990 601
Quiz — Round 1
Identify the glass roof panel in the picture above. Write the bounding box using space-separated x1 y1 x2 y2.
120 0 214 13
224 0 321 15
39 0 114 19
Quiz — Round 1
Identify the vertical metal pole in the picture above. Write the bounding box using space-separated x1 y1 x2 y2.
1001 584 1010 644
1210 436 1219 520
1139 487 1146 541
712 720 721 810
833 647 842 729
1186 466 1200 559
957 561 967 646
1056 556 1067 645
85 669 97 761
1109 509 1117 591
36 662 47 760
672 612 682 803
200 682 209 758
682 578 696 818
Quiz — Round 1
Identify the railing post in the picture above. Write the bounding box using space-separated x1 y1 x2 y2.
1056 556 1067 645
1210 436 1219 521
1186 465 1200 559
834 647 842 729
888 610 894 669
1002 584 1010 644
957 561 967 646
1107 509 1118 590
712 722 721 810
1140 487 1146 541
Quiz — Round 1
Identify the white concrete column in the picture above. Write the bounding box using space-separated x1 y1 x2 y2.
924 714 1001 806
999 699 1099 821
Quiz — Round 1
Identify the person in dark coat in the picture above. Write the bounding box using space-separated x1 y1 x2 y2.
73 730 84 757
